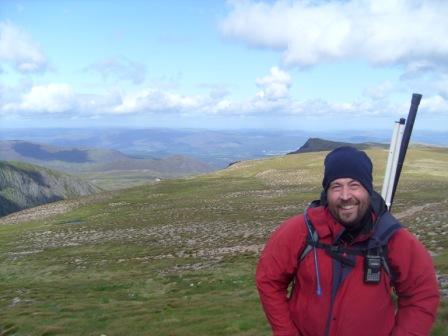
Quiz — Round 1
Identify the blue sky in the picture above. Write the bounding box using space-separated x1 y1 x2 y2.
1 0 447 131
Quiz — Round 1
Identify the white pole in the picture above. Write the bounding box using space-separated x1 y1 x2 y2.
385 121 405 208
382 122 400 199
382 118 406 208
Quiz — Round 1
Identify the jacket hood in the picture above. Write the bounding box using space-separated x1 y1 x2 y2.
370 190 388 217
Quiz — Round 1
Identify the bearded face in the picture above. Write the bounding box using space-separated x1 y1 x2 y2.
326 178 371 227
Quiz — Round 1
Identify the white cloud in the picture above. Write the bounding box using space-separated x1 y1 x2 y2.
220 0 448 68
4 84 75 113
1 83 209 117
2 70 445 127
284 96 406 119
197 83 230 100
113 88 205 114
363 81 396 99
432 75 448 99
206 99 234 114
77 90 123 113
255 66 291 100
420 94 448 114
84 57 146 85
0 21 47 73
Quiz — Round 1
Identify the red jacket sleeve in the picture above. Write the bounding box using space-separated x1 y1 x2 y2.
256 216 307 336
388 228 440 336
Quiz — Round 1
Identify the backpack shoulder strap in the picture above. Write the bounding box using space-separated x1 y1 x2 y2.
368 211 402 249
367 211 403 281
299 200 321 261
300 210 318 261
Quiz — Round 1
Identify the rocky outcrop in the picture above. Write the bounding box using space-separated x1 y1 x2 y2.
0 161 99 217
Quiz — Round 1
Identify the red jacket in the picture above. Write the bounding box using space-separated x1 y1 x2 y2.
256 206 439 336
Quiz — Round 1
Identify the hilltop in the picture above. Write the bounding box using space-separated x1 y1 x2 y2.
0 161 99 217
287 137 388 154
0 145 447 335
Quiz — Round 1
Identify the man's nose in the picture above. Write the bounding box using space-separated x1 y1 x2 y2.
340 186 351 200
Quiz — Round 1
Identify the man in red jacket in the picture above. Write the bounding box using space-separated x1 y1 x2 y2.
256 146 439 336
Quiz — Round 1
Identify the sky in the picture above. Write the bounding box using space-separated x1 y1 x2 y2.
1 0 448 131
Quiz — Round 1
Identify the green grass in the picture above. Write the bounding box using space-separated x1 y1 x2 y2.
1 146 447 335
80 171 164 191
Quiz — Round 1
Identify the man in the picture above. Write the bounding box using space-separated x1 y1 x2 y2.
256 146 439 336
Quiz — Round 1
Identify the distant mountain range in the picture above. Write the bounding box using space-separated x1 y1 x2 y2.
0 140 213 175
288 138 388 154
0 161 99 217
1 128 446 168
0 128 309 167
0 140 130 164
0 140 215 216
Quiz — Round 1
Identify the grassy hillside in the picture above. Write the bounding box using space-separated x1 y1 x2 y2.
0 161 100 217
82 155 213 190
0 146 447 335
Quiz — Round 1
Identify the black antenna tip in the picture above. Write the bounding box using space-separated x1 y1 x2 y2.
412 93 423 104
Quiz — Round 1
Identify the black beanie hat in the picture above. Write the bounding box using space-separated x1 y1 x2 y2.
322 146 373 194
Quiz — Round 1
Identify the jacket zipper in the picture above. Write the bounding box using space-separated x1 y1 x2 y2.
324 257 345 336
324 293 336 336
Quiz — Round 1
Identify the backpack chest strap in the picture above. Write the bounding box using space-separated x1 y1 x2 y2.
307 240 372 267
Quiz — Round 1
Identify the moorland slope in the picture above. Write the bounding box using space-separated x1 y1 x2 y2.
0 145 447 335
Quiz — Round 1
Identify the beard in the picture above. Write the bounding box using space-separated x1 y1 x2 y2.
328 197 370 228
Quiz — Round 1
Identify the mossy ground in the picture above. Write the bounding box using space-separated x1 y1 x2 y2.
1 146 447 335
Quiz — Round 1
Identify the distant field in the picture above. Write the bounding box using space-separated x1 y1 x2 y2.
80 170 168 191
0 146 447 335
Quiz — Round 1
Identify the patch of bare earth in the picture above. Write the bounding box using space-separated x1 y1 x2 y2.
0 192 114 226
394 202 441 220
